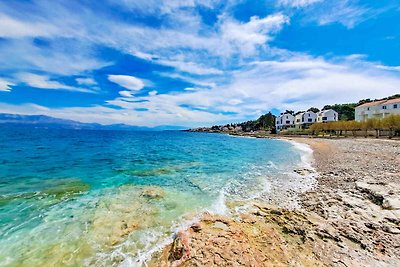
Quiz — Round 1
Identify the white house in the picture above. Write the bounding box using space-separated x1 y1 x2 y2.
355 98 400 121
295 111 317 129
316 109 338 123
275 113 295 130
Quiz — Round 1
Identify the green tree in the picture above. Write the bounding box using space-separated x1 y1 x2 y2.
307 107 320 113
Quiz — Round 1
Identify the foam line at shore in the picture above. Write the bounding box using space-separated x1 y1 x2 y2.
281 138 315 171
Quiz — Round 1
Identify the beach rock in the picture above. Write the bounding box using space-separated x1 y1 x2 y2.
355 182 386 205
382 197 400 210
168 231 190 265
190 223 202 232
294 168 314 176
212 221 229 231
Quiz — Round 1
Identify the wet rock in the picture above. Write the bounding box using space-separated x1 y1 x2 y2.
168 231 190 264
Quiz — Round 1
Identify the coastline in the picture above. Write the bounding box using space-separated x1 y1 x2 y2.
150 137 400 266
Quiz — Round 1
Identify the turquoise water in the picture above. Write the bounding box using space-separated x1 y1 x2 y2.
0 126 313 266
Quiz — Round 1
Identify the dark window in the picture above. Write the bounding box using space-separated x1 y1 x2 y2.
322 117 327 121
382 106 387 109
367 107 370 110
394 104 398 109
308 118 313 122
286 120 290 124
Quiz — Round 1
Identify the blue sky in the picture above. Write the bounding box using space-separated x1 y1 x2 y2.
0 0 399 127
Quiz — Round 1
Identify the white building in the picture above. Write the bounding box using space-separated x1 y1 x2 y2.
355 98 400 121
275 113 295 130
316 109 338 123
295 111 317 129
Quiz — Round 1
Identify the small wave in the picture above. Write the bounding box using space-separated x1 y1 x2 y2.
207 191 227 215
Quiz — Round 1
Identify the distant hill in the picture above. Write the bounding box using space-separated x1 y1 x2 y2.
0 113 185 131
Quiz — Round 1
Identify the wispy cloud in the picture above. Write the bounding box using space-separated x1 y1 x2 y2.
0 14 58 38
76 77 97 86
0 79 14 92
277 0 323 8
18 73 95 93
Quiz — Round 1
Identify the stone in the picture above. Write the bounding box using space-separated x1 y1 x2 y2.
212 221 229 231
382 197 400 210
190 223 202 232
140 187 165 199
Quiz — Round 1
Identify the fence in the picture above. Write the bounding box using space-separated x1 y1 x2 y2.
308 114 400 138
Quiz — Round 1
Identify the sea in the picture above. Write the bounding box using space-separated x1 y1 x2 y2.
0 126 315 266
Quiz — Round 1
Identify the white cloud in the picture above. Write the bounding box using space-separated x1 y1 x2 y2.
0 39 111 75
2 56 400 127
109 0 222 15
220 14 290 56
18 73 95 93
148 90 157 96
119 90 134 97
304 0 379 29
0 14 58 38
0 79 14 92
277 0 323 8
158 59 223 75
133 52 223 75
76 77 97 85
376 65 400 71
108 75 145 91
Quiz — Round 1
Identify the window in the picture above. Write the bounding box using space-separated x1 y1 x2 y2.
286 120 290 124
382 105 387 109
322 117 328 121
394 104 398 109
308 118 313 122
367 107 370 111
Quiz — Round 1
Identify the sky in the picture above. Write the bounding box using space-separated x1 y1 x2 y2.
0 0 399 127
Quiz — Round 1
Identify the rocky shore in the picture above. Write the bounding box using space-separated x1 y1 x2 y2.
150 138 400 266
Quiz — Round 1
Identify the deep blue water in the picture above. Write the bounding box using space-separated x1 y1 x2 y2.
0 126 312 266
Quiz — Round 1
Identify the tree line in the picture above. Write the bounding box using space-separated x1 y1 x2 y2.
309 115 400 138
209 112 276 132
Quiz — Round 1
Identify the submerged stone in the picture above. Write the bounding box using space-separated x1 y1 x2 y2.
140 187 166 199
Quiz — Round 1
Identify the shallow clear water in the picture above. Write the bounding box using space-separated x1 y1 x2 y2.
0 126 314 266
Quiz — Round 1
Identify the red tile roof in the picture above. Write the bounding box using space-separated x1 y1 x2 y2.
385 98 400 104
357 98 400 107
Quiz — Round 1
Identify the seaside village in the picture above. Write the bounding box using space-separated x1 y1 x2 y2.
275 109 338 131
276 97 400 132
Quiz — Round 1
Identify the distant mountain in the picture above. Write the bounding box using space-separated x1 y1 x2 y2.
0 113 185 131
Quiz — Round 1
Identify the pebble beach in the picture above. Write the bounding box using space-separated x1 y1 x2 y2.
153 138 400 266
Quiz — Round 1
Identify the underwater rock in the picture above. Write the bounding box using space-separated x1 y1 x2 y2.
140 187 166 199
